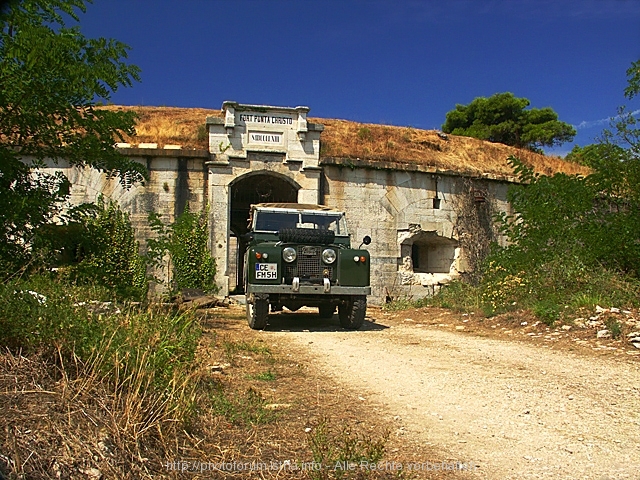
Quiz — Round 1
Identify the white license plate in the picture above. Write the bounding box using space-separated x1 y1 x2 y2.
255 263 278 280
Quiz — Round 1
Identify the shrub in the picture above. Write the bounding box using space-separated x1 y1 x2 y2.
357 127 372 141
73 200 147 300
148 205 218 293
34 199 147 300
0 275 106 358
532 299 561 326
605 318 622 339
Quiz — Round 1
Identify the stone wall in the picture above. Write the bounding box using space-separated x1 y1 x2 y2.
41 148 209 290
40 148 512 304
319 158 511 301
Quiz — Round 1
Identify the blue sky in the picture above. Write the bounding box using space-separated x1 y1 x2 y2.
77 0 640 156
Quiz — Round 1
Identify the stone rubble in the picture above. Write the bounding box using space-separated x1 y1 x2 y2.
572 306 639 348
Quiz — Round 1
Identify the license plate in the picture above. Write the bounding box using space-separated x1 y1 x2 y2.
255 263 278 280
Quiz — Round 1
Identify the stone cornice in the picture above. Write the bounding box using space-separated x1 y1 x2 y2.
117 147 210 159
319 157 520 183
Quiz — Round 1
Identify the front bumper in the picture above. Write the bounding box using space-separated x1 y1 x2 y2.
247 284 371 296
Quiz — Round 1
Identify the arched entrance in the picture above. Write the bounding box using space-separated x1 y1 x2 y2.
229 172 299 292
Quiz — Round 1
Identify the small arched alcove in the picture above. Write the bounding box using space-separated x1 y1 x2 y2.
408 232 458 274
397 227 460 289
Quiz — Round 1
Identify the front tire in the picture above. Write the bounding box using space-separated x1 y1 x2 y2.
247 295 269 330
338 296 366 330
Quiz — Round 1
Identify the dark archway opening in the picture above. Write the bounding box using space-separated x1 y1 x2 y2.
229 173 298 292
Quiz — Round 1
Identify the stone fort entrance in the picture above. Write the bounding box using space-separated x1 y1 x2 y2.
206 102 325 295
53 102 515 302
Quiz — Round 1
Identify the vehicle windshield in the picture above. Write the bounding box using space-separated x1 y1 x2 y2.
254 210 349 236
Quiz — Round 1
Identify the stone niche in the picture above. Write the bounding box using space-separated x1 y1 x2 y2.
397 224 467 288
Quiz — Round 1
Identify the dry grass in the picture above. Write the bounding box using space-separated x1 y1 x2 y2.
0 344 202 479
1 306 466 479
101 105 590 179
101 105 221 150
315 118 589 178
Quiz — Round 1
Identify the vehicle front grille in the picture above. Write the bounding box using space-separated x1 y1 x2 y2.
285 246 334 282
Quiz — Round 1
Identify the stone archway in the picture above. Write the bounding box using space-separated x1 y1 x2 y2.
228 172 299 292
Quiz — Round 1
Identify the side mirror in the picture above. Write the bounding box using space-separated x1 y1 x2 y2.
359 235 371 249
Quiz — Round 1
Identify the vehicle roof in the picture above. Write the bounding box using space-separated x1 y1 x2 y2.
251 203 344 213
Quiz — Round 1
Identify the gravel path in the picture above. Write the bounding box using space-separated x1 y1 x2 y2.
263 309 640 479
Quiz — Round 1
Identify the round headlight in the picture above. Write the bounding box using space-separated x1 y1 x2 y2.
283 247 297 263
322 248 336 264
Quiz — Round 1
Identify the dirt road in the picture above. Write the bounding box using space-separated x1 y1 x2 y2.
260 307 640 479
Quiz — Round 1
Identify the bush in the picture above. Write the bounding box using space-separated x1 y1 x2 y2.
74 200 147 300
148 205 218 294
0 275 106 358
34 198 147 301
532 299 561 326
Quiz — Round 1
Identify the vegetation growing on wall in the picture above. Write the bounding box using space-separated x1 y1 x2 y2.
73 200 147 299
452 178 499 284
148 206 218 294
30 199 147 300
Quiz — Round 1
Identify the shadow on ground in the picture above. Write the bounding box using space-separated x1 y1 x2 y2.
261 310 389 332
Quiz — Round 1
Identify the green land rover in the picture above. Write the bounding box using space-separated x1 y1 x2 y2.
243 203 371 330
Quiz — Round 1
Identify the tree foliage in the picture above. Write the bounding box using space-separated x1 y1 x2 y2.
624 59 640 100
0 0 144 278
564 143 627 169
442 92 576 152
481 60 640 315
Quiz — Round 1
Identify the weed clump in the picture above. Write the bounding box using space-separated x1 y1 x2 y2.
307 417 389 480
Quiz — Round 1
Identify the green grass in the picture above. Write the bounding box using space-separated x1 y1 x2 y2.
0 274 201 396
380 264 640 335
208 385 277 425
307 417 389 480
0 274 204 458
569 292 606 310
249 369 277 381
383 280 482 314
222 339 271 358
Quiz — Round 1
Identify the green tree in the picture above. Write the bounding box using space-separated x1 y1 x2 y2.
442 92 576 152
624 59 640 100
0 0 144 277
564 143 627 169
